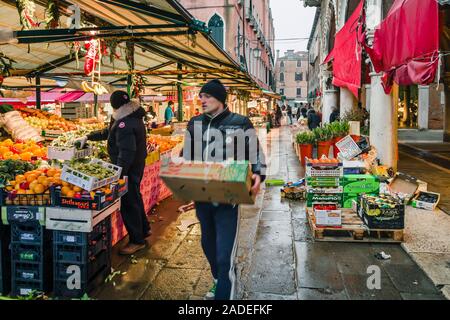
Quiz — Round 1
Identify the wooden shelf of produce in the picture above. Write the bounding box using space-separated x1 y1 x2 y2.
306 208 404 243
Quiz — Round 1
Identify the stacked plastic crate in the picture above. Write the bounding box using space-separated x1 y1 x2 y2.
52 216 111 298
305 159 344 227
3 207 53 297
0 222 11 295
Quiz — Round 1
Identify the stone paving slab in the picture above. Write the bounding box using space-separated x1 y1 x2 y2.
292 219 313 242
260 210 292 221
295 242 344 291
402 207 450 254
382 264 442 295
141 268 202 300
400 292 446 300
442 285 450 299
341 274 403 300
406 252 450 286
165 235 208 269
297 287 348 300
93 259 165 300
247 292 298 300
247 221 296 295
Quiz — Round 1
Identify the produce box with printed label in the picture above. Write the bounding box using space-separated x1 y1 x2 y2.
306 192 343 207
343 192 378 209
342 174 380 194
360 194 405 229
160 161 255 204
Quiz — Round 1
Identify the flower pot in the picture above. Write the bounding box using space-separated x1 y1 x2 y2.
333 136 345 158
299 144 313 166
317 140 332 158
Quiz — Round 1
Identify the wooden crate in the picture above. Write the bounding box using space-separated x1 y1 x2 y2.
306 208 404 243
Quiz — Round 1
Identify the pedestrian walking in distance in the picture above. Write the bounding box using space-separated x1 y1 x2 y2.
182 79 266 300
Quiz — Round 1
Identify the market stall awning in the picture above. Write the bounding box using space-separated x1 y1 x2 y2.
0 0 257 92
75 92 111 103
323 0 364 98
365 0 440 93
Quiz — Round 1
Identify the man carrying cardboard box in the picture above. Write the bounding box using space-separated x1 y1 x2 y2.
182 79 266 300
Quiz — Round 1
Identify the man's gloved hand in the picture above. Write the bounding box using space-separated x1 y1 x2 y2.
74 136 88 149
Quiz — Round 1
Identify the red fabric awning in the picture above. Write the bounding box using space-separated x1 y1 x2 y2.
322 0 365 98
365 0 440 93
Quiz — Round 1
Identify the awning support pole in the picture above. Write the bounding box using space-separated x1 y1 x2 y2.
36 75 41 110
177 62 183 122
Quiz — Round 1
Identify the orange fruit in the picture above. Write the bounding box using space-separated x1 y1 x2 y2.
15 175 25 183
11 154 20 160
26 189 34 195
66 190 75 198
61 186 71 196
26 174 38 183
17 189 26 195
33 183 45 194
62 181 70 187
37 176 48 185
46 168 56 177
5 185 13 191
73 186 82 193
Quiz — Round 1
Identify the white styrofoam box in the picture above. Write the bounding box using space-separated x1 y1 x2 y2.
61 158 122 191
47 146 93 161
306 186 343 194
46 199 120 232
314 209 342 227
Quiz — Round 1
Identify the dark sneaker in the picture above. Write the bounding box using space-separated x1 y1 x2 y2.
204 280 218 300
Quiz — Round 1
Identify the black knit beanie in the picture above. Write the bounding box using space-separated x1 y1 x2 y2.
199 79 227 105
110 90 130 109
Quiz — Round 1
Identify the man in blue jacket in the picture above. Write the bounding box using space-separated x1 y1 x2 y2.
165 101 174 125
183 80 266 300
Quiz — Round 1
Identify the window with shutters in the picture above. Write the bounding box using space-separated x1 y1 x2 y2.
297 88 302 96
208 14 224 49
280 72 284 82
295 72 302 81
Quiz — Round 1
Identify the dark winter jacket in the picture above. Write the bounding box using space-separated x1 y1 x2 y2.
329 110 340 123
88 101 147 178
307 110 321 130
182 107 266 181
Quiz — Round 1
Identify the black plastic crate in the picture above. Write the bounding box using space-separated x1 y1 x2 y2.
11 243 45 263
10 221 52 245
362 211 405 229
53 218 109 246
13 261 45 282
53 249 111 298
1 206 46 225
0 223 11 295
53 237 109 264
12 279 47 297
360 195 405 230
52 186 116 211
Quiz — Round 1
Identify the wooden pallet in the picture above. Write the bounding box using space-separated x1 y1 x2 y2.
306 208 404 243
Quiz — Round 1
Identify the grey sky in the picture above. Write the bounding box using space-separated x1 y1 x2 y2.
270 0 316 56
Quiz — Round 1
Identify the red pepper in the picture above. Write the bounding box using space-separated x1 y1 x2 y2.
9 146 20 154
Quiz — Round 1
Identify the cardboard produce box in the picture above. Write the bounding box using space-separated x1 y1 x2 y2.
160 161 255 205
307 192 343 207
342 174 380 194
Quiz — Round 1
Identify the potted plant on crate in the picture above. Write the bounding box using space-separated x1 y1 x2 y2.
331 121 350 158
313 126 333 158
296 131 315 166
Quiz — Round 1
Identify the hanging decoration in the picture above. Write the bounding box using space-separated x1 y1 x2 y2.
44 0 60 29
16 0 39 30
130 73 147 98
104 39 121 66
81 36 108 95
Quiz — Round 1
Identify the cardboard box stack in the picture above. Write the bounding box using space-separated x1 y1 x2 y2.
305 157 344 227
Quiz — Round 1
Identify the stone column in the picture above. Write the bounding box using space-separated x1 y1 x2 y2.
369 73 396 168
340 88 356 118
418 85 429 130
366 0 397 169
323 89 338 124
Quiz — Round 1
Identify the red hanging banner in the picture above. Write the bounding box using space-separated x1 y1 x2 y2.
322 0 365 98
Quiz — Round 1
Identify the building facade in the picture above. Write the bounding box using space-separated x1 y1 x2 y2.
178 0 276 91
274 50 309 107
